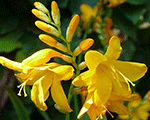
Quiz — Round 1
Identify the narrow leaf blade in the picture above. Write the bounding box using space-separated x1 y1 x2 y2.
4 86 30 120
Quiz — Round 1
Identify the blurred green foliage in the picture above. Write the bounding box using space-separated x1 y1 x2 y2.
0 0 150 120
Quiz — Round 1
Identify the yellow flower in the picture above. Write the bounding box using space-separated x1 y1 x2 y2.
80 4 121 44
0 49 74 112
75 83 138 119
119 92 150 120
106 0 126 7
80 4 99 28
72 36 147 118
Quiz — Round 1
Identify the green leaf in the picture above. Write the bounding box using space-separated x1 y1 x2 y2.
56 0 69 8
0 16 19 34
69 0 97 14
120 40 136 61
119 4 146 24
4 86 30 120
126 0 147 5
145 0 150 22
112 8 137 40
0 32 22 52
79 113 90 120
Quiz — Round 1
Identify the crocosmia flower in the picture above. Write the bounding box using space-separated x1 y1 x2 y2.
0 49 74 112
72 36 147 118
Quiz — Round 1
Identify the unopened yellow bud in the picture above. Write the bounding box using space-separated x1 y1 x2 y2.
32 9 50 23
61 55 72 63
66 15 80 42
73 38 94 56
35 21 60 37
39 34 67 52
34 2 49 13
51 1 60 25
78 61 87 70
79 38 94 50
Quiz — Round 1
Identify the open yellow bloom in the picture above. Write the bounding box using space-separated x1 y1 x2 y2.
0 49 74 112
72 36 147 118
80 4 99 28
75 83 138 119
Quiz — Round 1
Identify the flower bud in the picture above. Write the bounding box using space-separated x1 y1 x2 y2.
73 38 94 56
32 9 51 23
66 15 80 42
34 2 49 14
78 61 87 70
51 1 60 26
61 54 72 63
39 34 67 52
35 21 60 37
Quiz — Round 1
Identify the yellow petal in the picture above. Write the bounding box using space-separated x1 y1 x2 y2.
104 36 122 60
51 65 74 81
0 56 22 72
51 1 60 25
94 64 112 105
87 105 98 120
66 15 80 42
16 67 49 85
21 49 62 68
31 72 52 111
109 92 139 101
85 50 107 71
35 21 59 37
72 70 94 86
110 60 148 82
107 100 130 115
77 92 93 119
80 4 93 23
51 80 72 112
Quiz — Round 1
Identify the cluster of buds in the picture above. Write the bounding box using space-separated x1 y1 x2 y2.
32 1 94 69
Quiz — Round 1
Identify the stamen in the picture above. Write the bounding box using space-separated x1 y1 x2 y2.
17 80 28 97
110 66 122 88
103 105 114 118
116 69 135 91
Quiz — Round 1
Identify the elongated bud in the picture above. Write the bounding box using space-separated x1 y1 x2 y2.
78 61 86 70
34 2 49 14
32 9 51 23
73 38 94 56
66 15 80 42
51 1 60 26
39 34 67 52
35 21 60 37
61 54 72 63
